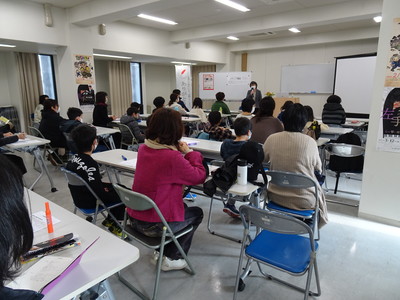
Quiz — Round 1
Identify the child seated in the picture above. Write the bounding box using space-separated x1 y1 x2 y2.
236 98 255 120
120 106 145 144
204 111 232 141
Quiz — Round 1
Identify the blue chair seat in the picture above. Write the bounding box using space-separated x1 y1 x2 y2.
246 230 319 274
267 201 314 218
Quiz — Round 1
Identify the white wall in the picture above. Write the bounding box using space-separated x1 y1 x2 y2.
0 52 11 106
237 39 378 117
94 59 110 93
359 0 400 225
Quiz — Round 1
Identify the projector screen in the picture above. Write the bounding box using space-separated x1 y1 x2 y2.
334 54 377 115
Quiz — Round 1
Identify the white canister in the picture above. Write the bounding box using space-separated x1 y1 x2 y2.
237 159 248 185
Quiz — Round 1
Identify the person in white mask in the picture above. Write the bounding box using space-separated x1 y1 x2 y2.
246 81 262 111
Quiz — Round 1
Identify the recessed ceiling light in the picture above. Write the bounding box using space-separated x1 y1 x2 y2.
93 53 132 59
0 43 16 48
215 0 250 12
373 16 382 23
227 36 239 41
171 61 197 65
288 27 301 33
138 14 177 25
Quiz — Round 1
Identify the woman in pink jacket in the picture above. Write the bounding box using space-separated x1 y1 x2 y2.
127 108 207 271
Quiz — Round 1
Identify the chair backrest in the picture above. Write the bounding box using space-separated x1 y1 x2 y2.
113 184 157 212
28 126 44 138
118 123 138 145
197 132 210 140
326 143 365 157
240 205 314 238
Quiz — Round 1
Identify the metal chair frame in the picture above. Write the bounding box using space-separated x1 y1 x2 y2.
118 123 139 151
233 205 321 300
112 184 195 300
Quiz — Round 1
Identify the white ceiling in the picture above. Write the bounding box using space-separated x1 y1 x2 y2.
26 0 383 44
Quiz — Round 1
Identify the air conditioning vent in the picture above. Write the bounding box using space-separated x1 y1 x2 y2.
249 32 276 37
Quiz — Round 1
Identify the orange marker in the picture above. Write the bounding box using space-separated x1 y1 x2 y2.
45 202 54 233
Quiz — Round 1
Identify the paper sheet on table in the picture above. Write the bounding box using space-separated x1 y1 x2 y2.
119 158 137 168
31 211 60 233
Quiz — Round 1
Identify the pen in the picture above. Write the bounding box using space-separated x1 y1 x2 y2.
121 155 127 161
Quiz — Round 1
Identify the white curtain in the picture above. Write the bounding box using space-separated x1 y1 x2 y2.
108 60 132 117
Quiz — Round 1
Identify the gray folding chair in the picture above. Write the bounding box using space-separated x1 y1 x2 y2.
234 205 321 300
118 123 139 151
112 184 195 300
60 167 123 226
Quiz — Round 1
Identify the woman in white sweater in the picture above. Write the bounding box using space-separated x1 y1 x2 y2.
167 93 188 115
263 103 328 227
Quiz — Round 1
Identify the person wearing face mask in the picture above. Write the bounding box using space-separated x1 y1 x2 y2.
66 124 126 237
39 99 68 163
173 89 190 112
236 98 255 120
219 117 252 217
246 81 262 111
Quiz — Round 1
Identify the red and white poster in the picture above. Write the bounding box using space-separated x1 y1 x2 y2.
203 74 214 90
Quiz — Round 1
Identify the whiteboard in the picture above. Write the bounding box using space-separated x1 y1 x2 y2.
334 55 376 114
281 64 335 93
199 72 251 100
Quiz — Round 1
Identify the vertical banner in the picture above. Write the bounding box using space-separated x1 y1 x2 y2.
74 54 96 112
175 65 192 110
377 18 400 152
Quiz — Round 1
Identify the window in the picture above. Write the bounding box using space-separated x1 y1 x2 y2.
130 62 142 106
38 54 57 99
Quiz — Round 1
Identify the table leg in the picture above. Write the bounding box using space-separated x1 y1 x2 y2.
108 135 116 149
30 148 57 192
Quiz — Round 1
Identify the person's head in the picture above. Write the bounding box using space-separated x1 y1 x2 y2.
43 99 59 112
192 97 203 109
39 94 49 105
256 96 275 119
127 106 140 117
95 91 108 104
172 89 181 97
281 100 294 111
282 103 308 132
216 92 225 102
304 105 314 122
145 108 183 147
208 111 222 126
233 117 252 137
153 96 165 109
0 155 33 287
241 98 255 113
67 107 83 121
249 81 258 90
327 94 342 104
130 102 142 110
168 93 179 106
71 124 97 153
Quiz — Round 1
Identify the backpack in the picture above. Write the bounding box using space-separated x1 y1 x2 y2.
305 120 321 140
203 141 267 197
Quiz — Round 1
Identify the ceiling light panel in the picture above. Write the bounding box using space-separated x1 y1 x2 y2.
138 14 178 25
0 43 16 48
215 0 250 12
289 27 301 33
227 36 239 40
93 54 132 59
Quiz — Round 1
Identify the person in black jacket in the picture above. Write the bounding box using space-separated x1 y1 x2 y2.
92 91 116 127
322 95 346 125
39 99 68 149
0 132 27 174
66 124 125 237
0 156 43 300
120 106 145 144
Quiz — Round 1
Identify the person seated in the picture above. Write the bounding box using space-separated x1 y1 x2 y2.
60 107 83 133
167 93 187 115
211 92 231 114
303 105 329 132
173 89 190 112
127 108 206 271
152 96 165 113
92 91 116 127
263 103 328 228
189 97 207 123
33 94 48 128
204 111 233 141
250 96 284 144
236 98 255 120
130 102 143 120
219 117 252 218
120 106 145 144
322 94 346 126
277 100 293 122
0 132 27 174
66 124 126 237
0 156 44 299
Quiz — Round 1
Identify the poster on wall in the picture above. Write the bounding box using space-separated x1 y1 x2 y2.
74 54 94 84
377 18 400 152
203 74 214 90
175 65 192 110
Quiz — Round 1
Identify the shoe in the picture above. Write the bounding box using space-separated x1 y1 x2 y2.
184 193 197 201
161 256 187 271
223 204 240 218
101 217 114 228
150 251 160 265
108 224 128 239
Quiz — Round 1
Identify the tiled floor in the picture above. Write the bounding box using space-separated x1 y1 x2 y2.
20 151 400 300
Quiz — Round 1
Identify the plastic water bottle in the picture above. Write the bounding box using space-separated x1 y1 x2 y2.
237 159 247 185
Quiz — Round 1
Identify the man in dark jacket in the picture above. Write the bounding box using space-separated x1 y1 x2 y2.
120 106 145 144
322 94 346 125
39 99 67 148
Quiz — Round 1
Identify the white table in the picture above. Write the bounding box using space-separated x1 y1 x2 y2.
181 137 222 160
320 126 353 140
4 135 57 192
13 190 140 300
94 126 120 149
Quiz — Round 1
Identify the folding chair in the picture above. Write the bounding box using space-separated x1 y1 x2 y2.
234 205 321 300
60 167 123 226
265 171 319 237
118 123 139 151
112 184 195 300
